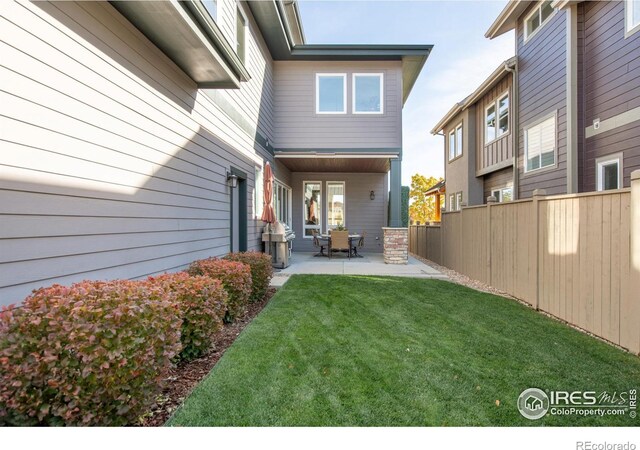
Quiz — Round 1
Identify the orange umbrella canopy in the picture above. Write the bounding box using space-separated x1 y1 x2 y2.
261 162 276 224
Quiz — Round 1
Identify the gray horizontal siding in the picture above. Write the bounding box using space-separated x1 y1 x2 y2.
580 0 640 192
0 0 274 305
517 3 568 198
274 61 402 149
290 172 388 254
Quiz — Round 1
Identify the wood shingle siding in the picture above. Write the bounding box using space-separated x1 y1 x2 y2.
0 0 275 304
517 2 567 198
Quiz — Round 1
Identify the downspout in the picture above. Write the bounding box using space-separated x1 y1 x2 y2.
504 61 518 200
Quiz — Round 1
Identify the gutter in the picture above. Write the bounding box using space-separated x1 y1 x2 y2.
504 60 519 200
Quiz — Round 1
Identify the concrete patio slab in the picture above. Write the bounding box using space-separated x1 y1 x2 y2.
270 252 447 288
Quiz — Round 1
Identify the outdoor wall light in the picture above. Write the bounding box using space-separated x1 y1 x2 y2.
227 172 238 188
370 190 375 200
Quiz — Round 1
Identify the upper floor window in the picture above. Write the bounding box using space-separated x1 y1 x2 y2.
203 0 217 21
596 153 623 191
626 0 640 36
486 93 509 144
236 6 247 63
316 74 347 114
525 113 556 172
524 0 555 42
353 73 383 114
448 123 463 161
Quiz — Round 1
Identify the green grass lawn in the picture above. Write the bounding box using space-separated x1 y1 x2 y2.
167 275 640 426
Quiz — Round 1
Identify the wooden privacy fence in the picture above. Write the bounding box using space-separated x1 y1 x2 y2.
409 171 640 355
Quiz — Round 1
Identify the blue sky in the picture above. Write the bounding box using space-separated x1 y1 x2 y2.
297 0 515 185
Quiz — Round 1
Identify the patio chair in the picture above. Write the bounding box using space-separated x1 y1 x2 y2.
329 230 350 259
352 231 366 257
311 230 326 257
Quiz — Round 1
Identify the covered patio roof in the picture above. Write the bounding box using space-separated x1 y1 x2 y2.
274 151 397 173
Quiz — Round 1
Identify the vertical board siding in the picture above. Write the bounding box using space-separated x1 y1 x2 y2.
273 61 403 149
475 75 514 172
581 0 640 192
408 189 638 353
0 1 275 305
517 4 568 198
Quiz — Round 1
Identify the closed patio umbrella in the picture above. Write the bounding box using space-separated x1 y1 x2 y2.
261 162 276 256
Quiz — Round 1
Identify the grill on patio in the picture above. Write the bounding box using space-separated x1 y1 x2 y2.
262 222 295 269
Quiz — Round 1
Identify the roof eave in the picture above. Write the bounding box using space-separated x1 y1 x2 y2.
485 0 527 39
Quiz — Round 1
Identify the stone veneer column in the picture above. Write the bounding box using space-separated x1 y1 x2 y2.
382 227 408 265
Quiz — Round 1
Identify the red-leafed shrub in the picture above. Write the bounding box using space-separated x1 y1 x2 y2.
224 252 273 302
149 272 227 361
187 258 252 322
0 280 181 426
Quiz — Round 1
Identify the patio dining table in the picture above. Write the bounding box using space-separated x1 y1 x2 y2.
317 234 363 258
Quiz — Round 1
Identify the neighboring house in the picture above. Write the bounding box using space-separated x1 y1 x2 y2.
431 58 516 211
433 0 640 209
0 0 432 304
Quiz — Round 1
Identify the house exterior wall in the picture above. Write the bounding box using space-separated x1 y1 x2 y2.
289 172 388 253
483 167 514 202
273 60 403 149
444 108 483 209
0 0 275 304
517 2 568 198
581 0 640 192
475 74 514 175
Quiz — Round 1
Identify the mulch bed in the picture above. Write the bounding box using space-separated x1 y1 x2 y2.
140 287 277 427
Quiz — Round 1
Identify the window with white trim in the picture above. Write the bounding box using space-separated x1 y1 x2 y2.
449 194 456 212
491 187 513 203
525 114 556 172
596 154 623 191
303 181 321 237
626 0 640 35
448 123 463 161
456 192 463 210
274 180 291 226
486 104 496 143
327 182 346 229
353 73 383 114
203 0 217 21
254 166 263 219
524 0 555 41
316 74 346 114
236 6 247 63
486 93 509 144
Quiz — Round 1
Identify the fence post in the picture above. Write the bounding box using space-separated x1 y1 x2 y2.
630 171 640 354
532 189 546 311
486 196 497 284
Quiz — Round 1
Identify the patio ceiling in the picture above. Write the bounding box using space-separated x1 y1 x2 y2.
275 156 391 173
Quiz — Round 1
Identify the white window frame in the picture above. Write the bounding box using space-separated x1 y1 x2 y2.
326 181 346 230
352 73 384 114
202 0 218 22
524 111 557 174
486 91 510 145
235 4 248 63
315 74 347 114
524 0 556 43
596 153 623 191
491 186 513 203
456 192 463 211
625 0 640 37
448 122 463 161
254 165 263 219
448 194 456 212
303 180 322 238
273 179 292 227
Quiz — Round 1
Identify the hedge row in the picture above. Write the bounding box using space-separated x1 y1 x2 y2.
0 252 273 426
